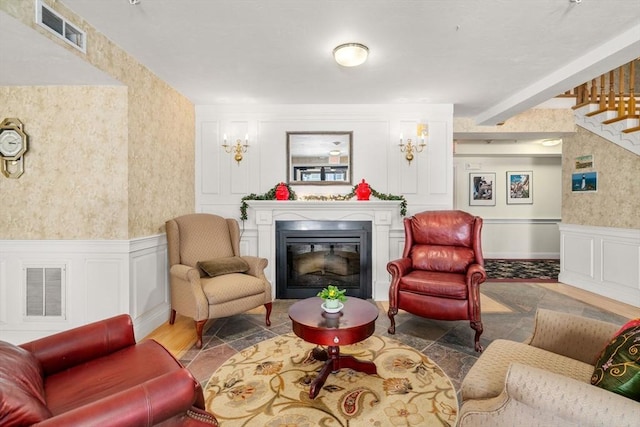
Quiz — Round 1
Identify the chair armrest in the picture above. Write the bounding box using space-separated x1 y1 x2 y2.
526 308 620 364
170 263 201 281
459 363 639 427
466 263 486 285
387 257 412 278
20 314 135 376
241 255 268 278
34 369 215 426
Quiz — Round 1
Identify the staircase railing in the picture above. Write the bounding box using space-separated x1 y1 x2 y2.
570 58 639 125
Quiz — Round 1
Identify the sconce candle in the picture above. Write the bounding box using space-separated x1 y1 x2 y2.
222 134 249 165
398 132 427 165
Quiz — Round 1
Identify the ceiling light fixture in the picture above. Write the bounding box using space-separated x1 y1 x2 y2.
542 139 562 147
333 43 369 67
329 149 341 156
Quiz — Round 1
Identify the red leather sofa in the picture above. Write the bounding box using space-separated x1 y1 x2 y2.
0 314 217 426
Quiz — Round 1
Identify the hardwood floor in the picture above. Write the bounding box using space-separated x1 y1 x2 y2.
145 282 639 360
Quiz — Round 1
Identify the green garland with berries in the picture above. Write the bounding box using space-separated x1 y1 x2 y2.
240 182 406 221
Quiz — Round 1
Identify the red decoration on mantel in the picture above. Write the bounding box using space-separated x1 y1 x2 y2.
356 179 371 200
275 182 289 200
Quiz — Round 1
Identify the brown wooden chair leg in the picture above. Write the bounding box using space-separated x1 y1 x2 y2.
471 320 483 352
169 309 177 325
194 319 206 349
264 302 272 326
388 307 398 334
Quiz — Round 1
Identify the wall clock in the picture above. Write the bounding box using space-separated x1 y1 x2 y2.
0 118 29 178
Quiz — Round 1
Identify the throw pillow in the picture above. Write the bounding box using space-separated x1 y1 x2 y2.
0 341 52 425
591 318 640 402
198 256 250 277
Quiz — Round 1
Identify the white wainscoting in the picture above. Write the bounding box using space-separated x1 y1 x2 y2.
481 218 561 259
0 235 170 344
559 223 640 308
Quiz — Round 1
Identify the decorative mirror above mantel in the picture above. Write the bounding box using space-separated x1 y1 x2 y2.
286 131 352 185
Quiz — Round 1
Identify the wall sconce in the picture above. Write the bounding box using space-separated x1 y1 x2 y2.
222 134 249 165
398 125 427 164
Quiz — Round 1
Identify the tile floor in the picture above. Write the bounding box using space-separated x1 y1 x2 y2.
179 281 630 401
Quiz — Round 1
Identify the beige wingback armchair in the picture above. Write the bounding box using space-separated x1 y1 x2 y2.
458 309 640 426
166 213 272 348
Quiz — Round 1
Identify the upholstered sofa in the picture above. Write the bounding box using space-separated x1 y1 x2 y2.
458 308 640 427
0 314 218 426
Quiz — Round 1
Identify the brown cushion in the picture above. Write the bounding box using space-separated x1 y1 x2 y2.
198 256 250 277
0 341 52 425
591 318 640 401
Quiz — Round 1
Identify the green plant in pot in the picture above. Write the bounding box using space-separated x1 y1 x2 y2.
317 284 347 309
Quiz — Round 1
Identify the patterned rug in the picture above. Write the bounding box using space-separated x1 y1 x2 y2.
484 259 560 282
204 333 458 426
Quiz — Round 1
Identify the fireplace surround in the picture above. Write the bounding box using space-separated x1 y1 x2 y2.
246 200 403 301
275 220 372 299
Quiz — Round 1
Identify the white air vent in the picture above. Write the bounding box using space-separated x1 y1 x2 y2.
35 0 86 53
25 266 66 318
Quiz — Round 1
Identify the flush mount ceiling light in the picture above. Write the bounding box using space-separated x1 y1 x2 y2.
542 138 562 146
333 43 369 67
329 149 341 156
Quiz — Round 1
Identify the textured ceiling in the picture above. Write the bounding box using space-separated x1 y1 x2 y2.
1 0 639 125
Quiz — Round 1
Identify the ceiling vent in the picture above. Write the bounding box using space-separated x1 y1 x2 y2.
35 0 86 53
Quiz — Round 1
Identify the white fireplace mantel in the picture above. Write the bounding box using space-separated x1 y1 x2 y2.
246 200 403 301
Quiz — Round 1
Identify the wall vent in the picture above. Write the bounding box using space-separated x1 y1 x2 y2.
25 266 66 318
35 0 86 53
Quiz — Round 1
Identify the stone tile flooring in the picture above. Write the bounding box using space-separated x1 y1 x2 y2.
179 282 630 402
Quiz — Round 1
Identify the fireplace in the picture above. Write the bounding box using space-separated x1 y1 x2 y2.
275 220 372 299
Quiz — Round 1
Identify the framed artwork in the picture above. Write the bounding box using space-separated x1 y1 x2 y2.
469 173 495 206
507 171 533 204
575 154 594 170
572 171 598 192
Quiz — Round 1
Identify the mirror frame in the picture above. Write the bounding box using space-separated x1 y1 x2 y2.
286 131 353 185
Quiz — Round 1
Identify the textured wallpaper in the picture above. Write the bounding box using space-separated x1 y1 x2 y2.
454 108 576 134
1 0 195 239
562 127 640 229
0 86 129 239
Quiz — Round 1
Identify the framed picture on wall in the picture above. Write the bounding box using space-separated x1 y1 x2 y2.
469 173 496 206
571 171 598 192
506 171 533 204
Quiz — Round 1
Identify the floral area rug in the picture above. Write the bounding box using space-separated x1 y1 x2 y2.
204 333 458 426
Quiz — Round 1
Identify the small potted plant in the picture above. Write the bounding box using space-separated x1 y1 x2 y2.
317 284 347 312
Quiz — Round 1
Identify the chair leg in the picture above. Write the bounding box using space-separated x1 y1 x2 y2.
264 302 272 326
388 307 398 334
169 309 177 325
194 320 206 349
471 320 483 352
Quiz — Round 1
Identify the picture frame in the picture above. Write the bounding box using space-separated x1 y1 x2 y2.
286 131 352 185
469 173 496 206
572 171 598 192
574 154 594 170
506 171 533 204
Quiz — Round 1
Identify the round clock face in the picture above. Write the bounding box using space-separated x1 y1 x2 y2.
0 129 23 157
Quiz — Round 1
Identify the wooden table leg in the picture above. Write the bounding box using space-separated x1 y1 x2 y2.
308 345 378 399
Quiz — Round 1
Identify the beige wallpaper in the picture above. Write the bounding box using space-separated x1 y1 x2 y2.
1 0 195 239
0 86 129 239
562 126 640 229
454 108 576 135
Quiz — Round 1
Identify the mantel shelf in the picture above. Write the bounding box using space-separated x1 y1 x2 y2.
246 200 402 210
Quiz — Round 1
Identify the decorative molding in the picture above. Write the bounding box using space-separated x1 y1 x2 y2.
573 105 640 156
559 223 640 308
0 235 170 343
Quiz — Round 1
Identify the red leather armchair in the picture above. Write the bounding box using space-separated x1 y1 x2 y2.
387 210 486 352
1 314 218 426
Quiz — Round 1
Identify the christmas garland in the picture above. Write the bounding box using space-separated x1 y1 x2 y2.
240 183 406 221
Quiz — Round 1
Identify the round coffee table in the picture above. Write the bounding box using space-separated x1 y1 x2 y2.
288 297 379 399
